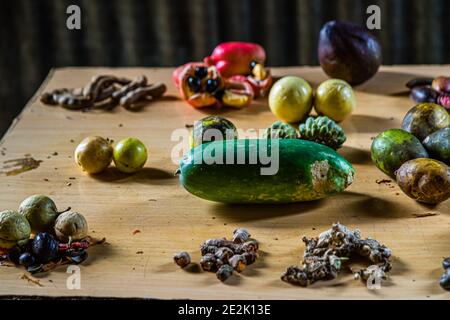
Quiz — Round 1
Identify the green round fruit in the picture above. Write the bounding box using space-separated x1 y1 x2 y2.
0 210 31 249
423 127 450 165
396 158 450 204
268 76 313 123
190 116 237 148
18 195 61 233
54 211 88 243
371 129 429 178
401 103 450 141
263 121 298 139
314 79 356 122
75 136 113 174
113 137 148 173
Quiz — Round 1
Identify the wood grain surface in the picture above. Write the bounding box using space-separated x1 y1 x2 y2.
0 66 449 299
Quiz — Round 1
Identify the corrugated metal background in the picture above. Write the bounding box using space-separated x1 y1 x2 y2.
1 0 449 135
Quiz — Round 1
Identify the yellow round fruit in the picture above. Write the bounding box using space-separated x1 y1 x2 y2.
268 76 313 123
75 136 113 174
314 79 356 122
113 137 148 173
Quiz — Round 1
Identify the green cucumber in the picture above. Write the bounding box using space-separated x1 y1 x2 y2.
178 139 354 204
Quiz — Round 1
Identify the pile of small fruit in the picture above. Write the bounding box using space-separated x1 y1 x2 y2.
371 103 450 204
0 195 91 273
174 228 259 282
75 136 148 174
407 76 450 112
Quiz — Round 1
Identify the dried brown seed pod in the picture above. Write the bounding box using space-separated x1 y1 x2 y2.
229 254 247 272
214 247 234 263
200 253 217 272
173 251 191 268
232 228 251 243
216 264 233 282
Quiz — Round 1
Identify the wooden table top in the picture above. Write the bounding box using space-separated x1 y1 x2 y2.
0 66 449 299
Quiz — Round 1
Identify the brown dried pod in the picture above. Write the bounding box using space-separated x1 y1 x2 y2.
214 247 234 263
229 254 247 272
216 264 233 282
232 228 251 243
173 251 191 268
119 83 167 109
200 253 217 272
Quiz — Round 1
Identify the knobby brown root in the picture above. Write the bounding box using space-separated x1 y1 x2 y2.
281 223 392 287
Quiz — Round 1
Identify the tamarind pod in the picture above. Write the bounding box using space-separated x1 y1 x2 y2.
111 75 148 100
95 85 117 102
57 93 93 110
120 83 166 109
83 75 131 101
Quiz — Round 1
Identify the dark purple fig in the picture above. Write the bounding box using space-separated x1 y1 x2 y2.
318 20 382 86
410 86 438 103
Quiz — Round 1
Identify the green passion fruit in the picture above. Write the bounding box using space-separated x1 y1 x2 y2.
371 129 429 178
113 137 148 173
401 103 450 142
423 127 450 165
0 210 31 249
190 116 238 148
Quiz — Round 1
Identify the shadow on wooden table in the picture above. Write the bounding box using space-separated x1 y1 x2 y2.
336 193 413 220
210 199 325 223
356 70 426 96
344 114 398 133
90 167 176 185
338 145 372 164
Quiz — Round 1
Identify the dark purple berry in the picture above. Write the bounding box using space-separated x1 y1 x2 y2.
32 233 59 263
7 246 22 265
443 258 450 270
187 76 201 93
440 269 450 291
410 86 438 103
19 252 35 268
194 66 208 79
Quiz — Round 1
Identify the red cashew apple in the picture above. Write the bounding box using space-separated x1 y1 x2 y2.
204 42 266 78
